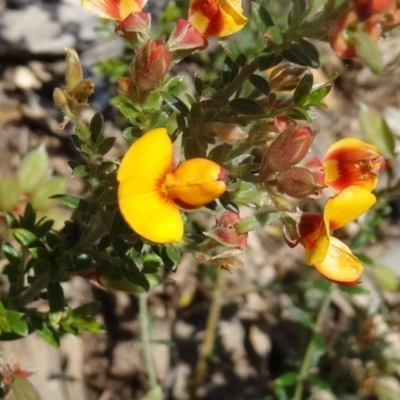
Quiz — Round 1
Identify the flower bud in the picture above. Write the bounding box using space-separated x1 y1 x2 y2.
131 40 170 92
269 63 307 91
328 9 358 58
115 12 151 49
261 125 313 177
352 0 393 20
211 122 248 144
205 211 248 249
168 18 208 63
276 166 324 198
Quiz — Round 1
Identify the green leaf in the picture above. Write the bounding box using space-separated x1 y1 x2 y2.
31 177 67 212
274 372 298 387
194 75 204 95
301 0 326 21
265 26 283 45
353 31 384 74
258 48 279 71
249 74 270 95
286 305 312 327
35 219 54 238
71 164 90 178
12 229 39 247
90 111 104 142
2 243 20 266
161 92 189 116
122 126 143 141
359 104 395 157
109 211 126 243
70 134 82 150
282 39 320 68
37 322 59 347
97 188 117 204
121 267 150 292
222 55 240 84
0 178 20 211
293 71 313 104
219 41 246 66
289 0 307 25
96 137 116 156
372 265 399 292
339 285 370 295
20 203 36 231
148 110 170 128
98 161 117 174
50 195 89 212
9 319 28 337
72 301 102 317
230 98 265 114
8 376 41 400
47 281 65 313
17 144 49 195
252 2 274 31
163 75 184 92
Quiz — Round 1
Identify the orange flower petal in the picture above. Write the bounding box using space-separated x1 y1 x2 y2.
322 138 385 192
117 128 183 243
314 236 363 284
165 158 228 207
81 0 147 21
324 186 376 231
188 0 248 37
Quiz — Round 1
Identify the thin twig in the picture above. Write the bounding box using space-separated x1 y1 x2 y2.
293 284 333 400
139 292 158 391
190 268 226 399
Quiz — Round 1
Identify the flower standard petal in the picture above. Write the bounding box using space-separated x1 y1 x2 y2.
324 186 376 231
117 128 183 243
81 0 147 21
165 158 228 208
314 236 363 284
188 0 248 37
322 138 385 192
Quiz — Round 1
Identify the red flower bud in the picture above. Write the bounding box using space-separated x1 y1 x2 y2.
276 166 324 198
168 18 208 62
131 40 170 92
205 211 248 250
261 126 314 177
352 0 393 20
115 12 151 49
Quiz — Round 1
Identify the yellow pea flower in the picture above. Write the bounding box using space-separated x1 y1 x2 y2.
299 186 376 284
117 128 228 244
188 0 248 37
322 138 385 193
81 0 147 21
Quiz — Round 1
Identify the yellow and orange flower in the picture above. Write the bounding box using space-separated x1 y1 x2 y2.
299 186 376 284
322 138 385 193
81 0 147 21
188 0 248 37
82 0 248 38
117 128 228 244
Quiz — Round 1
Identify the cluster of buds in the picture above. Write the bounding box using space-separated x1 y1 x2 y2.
82 0 247 99
329 0 400 58
260 118 324 201
53 48 95 131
